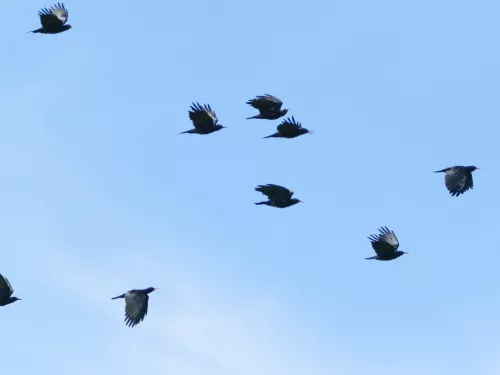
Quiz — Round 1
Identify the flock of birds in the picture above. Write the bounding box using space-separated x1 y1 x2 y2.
0 3 482 328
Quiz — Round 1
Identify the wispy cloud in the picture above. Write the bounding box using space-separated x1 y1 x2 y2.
42 244 354 375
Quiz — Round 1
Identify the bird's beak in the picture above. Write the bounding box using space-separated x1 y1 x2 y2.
476 167 481 170
308 131 314 134
299 200 304 203
404 252 409 254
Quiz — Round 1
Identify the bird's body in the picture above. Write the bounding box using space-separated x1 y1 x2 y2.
255 200 301 208
180 102 226 135
263 116 312 139
31 3 72 34
112 287 157 327
366 226 407 261
434 166 479 197
246 94 288 120
254 184 303 208
0 273 21 306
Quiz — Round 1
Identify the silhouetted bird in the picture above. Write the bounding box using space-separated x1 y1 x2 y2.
0 273 21 306
179 103 226 135
30 3 72 34
255 184 303 208
434 166 479 197
365 226 408 261
263 116 312 139
112 287 157 328
246 94 288 120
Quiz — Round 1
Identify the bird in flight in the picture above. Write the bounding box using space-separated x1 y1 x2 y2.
179 103 226 135
112 287 158 327
254 184 303 208
30 3 72 34
434 166 479 197
246 94 289 120
0 273 21 307
263 116 312 139
365 226 408 261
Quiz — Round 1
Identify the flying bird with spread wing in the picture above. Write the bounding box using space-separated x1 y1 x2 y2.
434 166 479 197
30 3 72 34
179 103 226 135
0 273 21 307
246 94 289 120
263 116 312 139
365 226 408 261
112 287 158 328
254 184 303 208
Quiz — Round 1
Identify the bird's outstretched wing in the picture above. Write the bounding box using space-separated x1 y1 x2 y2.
247 95 283 111
189 103 218 131
255 184 293 201
124 292 149 328
277 116 302 136
0 274 14 300
39 2 68 28
444 168 473 197
368 226 400 257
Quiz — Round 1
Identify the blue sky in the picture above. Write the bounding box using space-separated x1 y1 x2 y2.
1 0 500 373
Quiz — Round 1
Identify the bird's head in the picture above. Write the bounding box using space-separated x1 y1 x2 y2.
10 297 21 303
214 125 226 131
281 108 289 116
299 128 313 135
290 198 304 206
468 166 480 172
145 287 158 294
64 25 73 30
397 251 409 257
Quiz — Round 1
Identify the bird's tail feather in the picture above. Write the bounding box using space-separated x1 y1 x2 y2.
111 294 125 300
434 169 446 173
246 115 260 120
255 201 267 205
178 129 195 135
364 256 377 260
263 133 278 139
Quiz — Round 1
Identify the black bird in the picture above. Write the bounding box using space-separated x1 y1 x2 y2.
30 3 72 34
179 103 226 135
434 166 479 197
263 116 312 139
0 273 21 306
365 226 408 261
246 94 289 120
112 287 158 328
255 184 303 208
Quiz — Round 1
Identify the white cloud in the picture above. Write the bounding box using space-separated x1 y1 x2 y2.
42 246 352 375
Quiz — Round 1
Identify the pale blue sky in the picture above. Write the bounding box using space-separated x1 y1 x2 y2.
1 0 500 374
